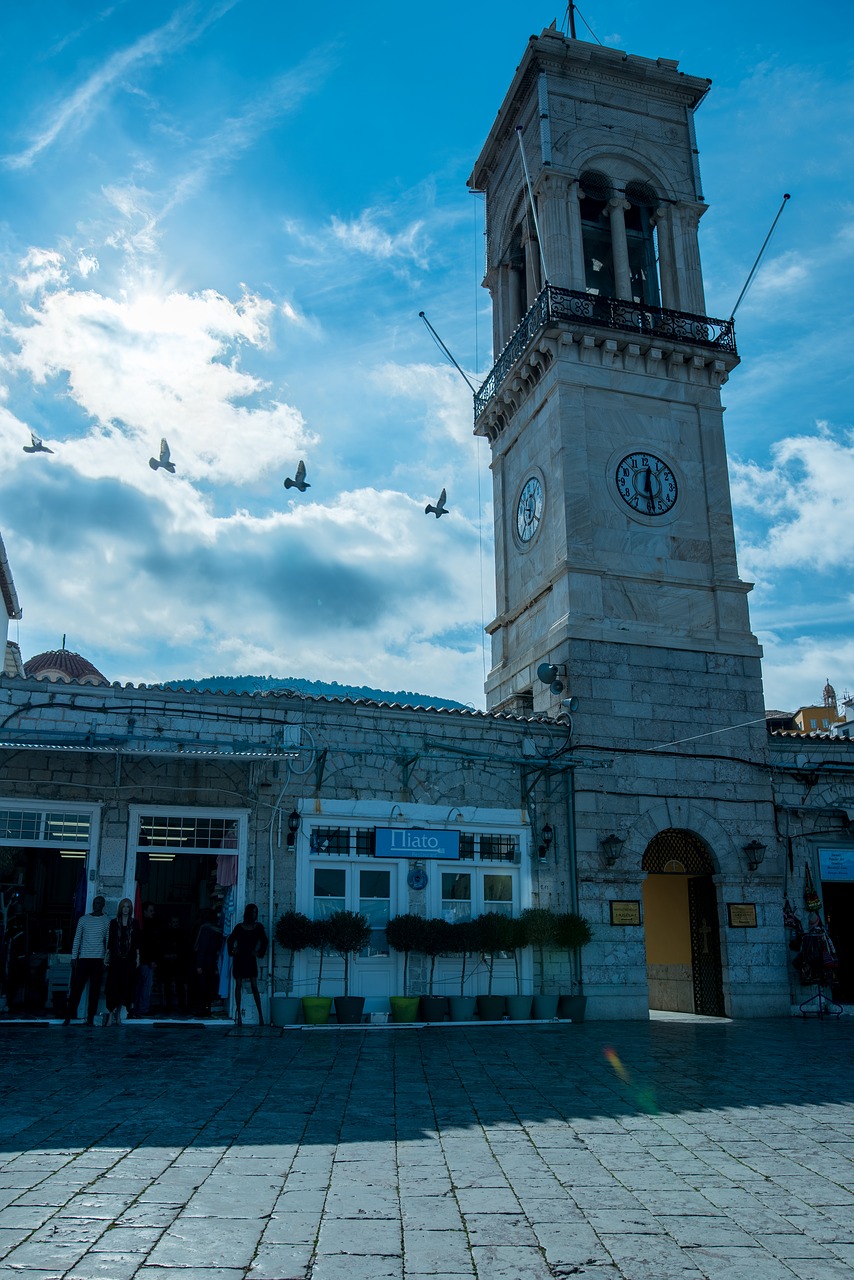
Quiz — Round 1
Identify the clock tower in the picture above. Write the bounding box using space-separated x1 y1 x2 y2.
470 29 785 1020
470 28 762 722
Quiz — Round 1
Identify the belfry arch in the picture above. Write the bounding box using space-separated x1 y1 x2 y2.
641 829 726 1017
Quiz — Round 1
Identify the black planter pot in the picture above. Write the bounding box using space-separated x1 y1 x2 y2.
476 995 506 1021
334 995 365 1025
419 995 448 1023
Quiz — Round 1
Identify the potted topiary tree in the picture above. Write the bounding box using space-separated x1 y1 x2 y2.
419 917 454 1022
519 906 560 1019
385 912 426 1023
324 909 372 1024
447 917 477 1022
554 911 593 1022
473 911 514 1021
301 917 333 1024
505 916 533 1020
273 909 314 1025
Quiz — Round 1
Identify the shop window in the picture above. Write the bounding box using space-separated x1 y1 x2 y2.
442 872 472 921
138 815 238 850
0 809 90 845
313 867 346 917
310 827 375 856
459 832 519 863
484 873 513 916
359 869 390 956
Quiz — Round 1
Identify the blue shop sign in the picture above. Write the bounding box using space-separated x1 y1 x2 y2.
818 848 854 882
375 828 460 859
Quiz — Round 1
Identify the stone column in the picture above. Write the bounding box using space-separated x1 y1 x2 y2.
534 171 573 288
650 205 676 310
523 223 541 307
672 202 708 316
507 265 523 336
607 198 633 301
568 180 587 291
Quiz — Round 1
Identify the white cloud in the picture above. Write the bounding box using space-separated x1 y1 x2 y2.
330 211 429 268
3 0 239 169
12 248 67 295
4 259 315 488
732 423 854 573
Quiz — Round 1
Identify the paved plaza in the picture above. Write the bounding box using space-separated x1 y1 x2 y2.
1 1016 853 1280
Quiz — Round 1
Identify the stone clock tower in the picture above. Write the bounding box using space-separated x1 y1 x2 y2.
470 29 786 1020
470 27 760 717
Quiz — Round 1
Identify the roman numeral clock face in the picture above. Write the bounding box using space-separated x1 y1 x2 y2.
516 476 544 543
616 453 678 517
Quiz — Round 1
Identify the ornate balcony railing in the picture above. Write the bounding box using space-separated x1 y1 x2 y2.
474 285 737 420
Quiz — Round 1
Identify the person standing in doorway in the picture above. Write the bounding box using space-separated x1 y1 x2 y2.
63 895 109 1026
160 914 190 1014
105 898 140 1025
134 901 159 1016
227 903 268 1026
193 908 222 1017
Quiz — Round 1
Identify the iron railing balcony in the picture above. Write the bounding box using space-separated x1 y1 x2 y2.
474 285 737 420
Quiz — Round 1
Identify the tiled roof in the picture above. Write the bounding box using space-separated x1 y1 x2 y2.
24 649 108 685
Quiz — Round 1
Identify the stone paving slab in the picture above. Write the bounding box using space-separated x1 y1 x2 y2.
1 1017 854 1277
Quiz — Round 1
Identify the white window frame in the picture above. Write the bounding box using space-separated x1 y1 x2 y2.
125 804 249 918
0 797 102 910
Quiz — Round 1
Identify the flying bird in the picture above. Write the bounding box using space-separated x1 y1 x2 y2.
425 488 448 518
149 439 176 473
284 460 310 492
23 430 53 455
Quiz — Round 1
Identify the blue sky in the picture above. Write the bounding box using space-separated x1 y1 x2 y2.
0 1 852 712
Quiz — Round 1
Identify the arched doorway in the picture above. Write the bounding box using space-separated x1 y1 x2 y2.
641 829 725 1017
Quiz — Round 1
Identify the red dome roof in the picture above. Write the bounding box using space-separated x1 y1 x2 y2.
24 649 108 685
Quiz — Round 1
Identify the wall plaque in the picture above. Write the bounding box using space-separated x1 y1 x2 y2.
609 900 641 926
727 902 757 928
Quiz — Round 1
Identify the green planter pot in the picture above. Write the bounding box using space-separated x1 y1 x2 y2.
334 995 365 1025
559 994 587 1023
389 996 420 1023
505 994 533 1021
476 995 506 1021
419 995 448 1023
271 995 302 1026
448 996 476 1022
532 994 559 1021
301 996 332 1025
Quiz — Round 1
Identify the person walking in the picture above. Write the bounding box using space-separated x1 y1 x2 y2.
227 903 268 1026
63 895 110 1026
105 898 140 1025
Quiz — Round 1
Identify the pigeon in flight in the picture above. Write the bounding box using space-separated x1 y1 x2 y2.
149 439 176 473
23 430 53 455
284 460 310 492
425 488 448 518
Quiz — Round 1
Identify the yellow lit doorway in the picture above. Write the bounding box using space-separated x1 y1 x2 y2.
641 829 725 1017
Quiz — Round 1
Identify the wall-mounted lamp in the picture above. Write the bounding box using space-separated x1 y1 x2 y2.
601 832 625 867
286 809 301 848
743 839 767 872
538 822 554 860
389 804 405 821
446 807 464 825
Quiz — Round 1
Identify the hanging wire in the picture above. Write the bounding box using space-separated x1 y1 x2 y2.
729 193 791 320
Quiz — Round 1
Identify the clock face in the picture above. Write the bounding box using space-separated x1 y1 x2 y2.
616 452 678 516
516 476 544 543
